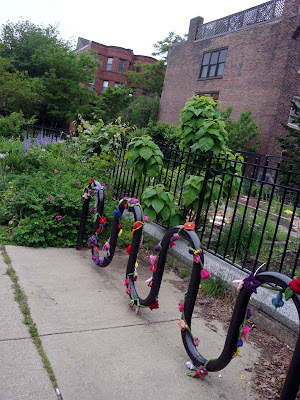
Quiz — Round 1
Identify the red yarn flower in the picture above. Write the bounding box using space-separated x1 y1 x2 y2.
99 216 106 224
89 179 94 185
149 300 159 310
117 224 123 230
126 245 131 255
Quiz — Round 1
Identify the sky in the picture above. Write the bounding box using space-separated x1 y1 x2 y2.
1 0 266 57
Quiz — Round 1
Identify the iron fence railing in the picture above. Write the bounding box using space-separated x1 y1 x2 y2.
195 0 285 41
110 142 300 279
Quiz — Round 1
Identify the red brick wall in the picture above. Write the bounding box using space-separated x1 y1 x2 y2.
87 42 157 94
158 0 300 155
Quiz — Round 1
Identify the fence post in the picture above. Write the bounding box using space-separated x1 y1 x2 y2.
195 151 213 230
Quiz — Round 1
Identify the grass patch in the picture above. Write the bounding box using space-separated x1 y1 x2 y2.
0 245 57 387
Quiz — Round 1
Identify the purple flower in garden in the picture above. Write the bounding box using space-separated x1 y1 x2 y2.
75 181 81 185
246 307 252 320
42 148 46 152
87 236 99 248
54 169 59 174
243 273 260 294
56 215 62 221
47 195 53 201
58 140 63 144
100 183 106 188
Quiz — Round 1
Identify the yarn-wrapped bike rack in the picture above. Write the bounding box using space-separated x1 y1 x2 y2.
77 193 300 400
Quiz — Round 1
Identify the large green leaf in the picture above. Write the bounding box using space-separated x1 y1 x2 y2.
160 205 171 221
139 147 153 160
152 198 165 214
142 187 156 199
143 207 156 222
198 136 215 152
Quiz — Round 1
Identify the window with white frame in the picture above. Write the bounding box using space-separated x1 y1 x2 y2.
106 57 113 71
102 80 109 92
288 96 300 130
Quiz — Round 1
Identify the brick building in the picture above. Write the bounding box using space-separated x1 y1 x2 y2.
158 0 300 155
76 37 157 95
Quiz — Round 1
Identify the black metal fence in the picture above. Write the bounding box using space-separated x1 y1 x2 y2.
110 142 300 278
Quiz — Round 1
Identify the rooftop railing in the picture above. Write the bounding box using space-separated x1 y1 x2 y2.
195 0 285 41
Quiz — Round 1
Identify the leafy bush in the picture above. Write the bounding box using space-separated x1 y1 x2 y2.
0 137 110 247
141 184 182 225
75 115 133 157
179 95 228 154
125 136 163 179
122 95 160 128
135 120 181 147
222 107 260 152
0 112 36 138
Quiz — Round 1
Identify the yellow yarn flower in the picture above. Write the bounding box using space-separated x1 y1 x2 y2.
233 348 240 357
118 229 123 237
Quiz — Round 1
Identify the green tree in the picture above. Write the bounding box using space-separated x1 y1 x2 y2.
126 60 165 96
122 95 160 128
276 99 300 187
276 99 300 159
222 107 260 152
92 85 132 123
152 31 187 62
0 57 42 117
0 20 99 125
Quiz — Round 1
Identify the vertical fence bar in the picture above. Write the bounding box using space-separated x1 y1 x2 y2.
195 152 213 231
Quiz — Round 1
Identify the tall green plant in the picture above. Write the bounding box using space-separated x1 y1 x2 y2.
125 135 163 179
180 96 243 214
179 95 228 154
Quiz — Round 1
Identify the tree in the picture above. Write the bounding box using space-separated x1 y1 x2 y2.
276 100 300 159
0 57 42 117
126 60 165 96
0 20 100 125
276 100 300 187
222 107 260 152
122 95 160 128
92 85 132 123
152 31 187 62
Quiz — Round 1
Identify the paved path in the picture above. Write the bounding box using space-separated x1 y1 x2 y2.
1 245 260 400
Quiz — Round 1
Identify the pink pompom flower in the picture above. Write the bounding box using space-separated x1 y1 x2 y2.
144 216 150 222
194 254 201 263
149 254 157 265
242 326 251 338
200 269 210 280
178 302 184 312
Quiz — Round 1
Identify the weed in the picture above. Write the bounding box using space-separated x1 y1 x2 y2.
1 247 57 387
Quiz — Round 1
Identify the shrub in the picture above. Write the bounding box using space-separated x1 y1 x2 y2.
0 112 36 138
222 107 260 152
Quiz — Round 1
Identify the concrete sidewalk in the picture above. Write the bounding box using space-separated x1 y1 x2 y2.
1 245 260 400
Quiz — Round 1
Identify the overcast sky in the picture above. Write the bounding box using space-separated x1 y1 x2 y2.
1 0 266 56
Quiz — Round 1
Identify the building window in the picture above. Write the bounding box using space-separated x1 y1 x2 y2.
118 59 126 74
288 96 300 130
88 77 95 91
199 48 227 79
106 57 113 71
102 80 109 92
114 82 120 87
196 91 219 101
